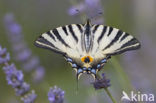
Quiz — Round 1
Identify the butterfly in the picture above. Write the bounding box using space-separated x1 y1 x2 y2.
35 19 141 80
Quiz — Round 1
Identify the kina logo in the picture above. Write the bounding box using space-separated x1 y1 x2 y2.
121 91 155 102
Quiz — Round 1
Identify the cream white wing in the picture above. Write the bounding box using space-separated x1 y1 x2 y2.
35 24 85 58
91 25 141 59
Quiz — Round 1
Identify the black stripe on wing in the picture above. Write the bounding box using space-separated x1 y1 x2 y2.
68 25 78 43
34 35 65 55
52 29 70 47
46 31 56 41
107 37 141 55
107 27 113 36
97 26 107 43
120 33 129 42
76 24 83 33
62 26 68 35
120 38 140 50
92 25 100 34
103 30 123 50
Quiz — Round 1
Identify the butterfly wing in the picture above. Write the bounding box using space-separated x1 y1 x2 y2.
35 24 84 59
91 25 141 58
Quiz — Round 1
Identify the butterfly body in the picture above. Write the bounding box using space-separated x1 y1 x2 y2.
35 19 140 79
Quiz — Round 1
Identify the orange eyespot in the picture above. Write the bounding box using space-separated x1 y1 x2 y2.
81 56 93 63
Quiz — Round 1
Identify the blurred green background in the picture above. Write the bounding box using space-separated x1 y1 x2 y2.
0 0 156 103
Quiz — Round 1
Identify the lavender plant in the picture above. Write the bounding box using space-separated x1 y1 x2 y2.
92 73 117 103
68 0 104 24
48 86 65 103
3 13 45 83
93 73 111 90
0 45 37 103
0 45 65 103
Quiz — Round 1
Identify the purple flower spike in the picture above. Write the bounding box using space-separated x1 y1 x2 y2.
85 0 103 17
93 73 111 89
9 23 22 35
4 14 22 35
3 64 24 87
33 66 45 82
16 48 32 62
0 53 10 64
68 3 85 16
68 0 104 24
1 45 37 102
21 91 37 103
15 82 30 96
0 46 7 55
23 56 39 72
3 13 45 82
0 46 10 64
48 86 65 103
3 63 31 96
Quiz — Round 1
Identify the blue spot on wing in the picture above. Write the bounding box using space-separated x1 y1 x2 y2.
97 64 101 68
101 59 107 63
67 58 72 62
77 69 83 73
83 67 87 70
88 67 91 71
91 69 96 74
72 64 77 68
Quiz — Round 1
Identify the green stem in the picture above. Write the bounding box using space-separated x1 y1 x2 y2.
104 88 117 103
96 74 117 103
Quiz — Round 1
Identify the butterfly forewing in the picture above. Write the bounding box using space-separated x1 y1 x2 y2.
35 24 84 58
91 25 140 56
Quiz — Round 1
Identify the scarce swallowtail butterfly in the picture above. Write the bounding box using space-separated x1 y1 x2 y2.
35 19 141 80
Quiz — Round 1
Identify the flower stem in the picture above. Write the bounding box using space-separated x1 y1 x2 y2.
104 88 117 103
95 74 117 103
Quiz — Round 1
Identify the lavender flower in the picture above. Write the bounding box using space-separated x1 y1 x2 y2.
93 73 111 90
3 13 45 83
15 82 30 96
32 66 45 83
3 63 30 96
84 0 103 19
22 56 40 72
48 86 65 103
3 64 24 87
68 0 104 24
0 46 10 64
0 45 37 102
68 3 85 16
21 91 37 103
